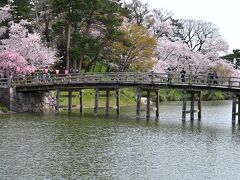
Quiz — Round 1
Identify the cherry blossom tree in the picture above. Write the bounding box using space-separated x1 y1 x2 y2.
150 14 237 77
1 20 58 69
0 51 35 76
0 5 58 76
0 5 11 37
145 8 174 38
154 37 237 76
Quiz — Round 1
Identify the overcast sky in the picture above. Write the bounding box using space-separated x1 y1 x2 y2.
129 0 239 52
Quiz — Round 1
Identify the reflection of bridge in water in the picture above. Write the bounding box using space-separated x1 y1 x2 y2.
1 72 240 124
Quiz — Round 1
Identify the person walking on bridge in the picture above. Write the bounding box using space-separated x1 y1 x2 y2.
167 67 173 83
180 68 186 82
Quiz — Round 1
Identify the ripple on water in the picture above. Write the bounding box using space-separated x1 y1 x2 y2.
0 101 239 179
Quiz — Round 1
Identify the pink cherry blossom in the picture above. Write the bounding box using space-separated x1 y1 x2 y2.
0 5 58 76
0 51 36 76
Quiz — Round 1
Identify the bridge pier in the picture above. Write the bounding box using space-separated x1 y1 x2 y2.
182 90 187 121
116 89 120 115
238 95 240 124
197 91 202 120
68 91 72 113
93 88 121 116
106 90 110 115
55 89 60 114
146 91 151 118
182 90 202 121
79 90 83 114
232 94 240 125
94 88 99 116
136 88 141 118
136 88 160 118
156 90 160 118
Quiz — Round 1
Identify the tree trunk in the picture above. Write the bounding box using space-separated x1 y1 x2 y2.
66 20 72 71
85 52 100 72
45 21 51 47
79 54 84 73
79 12 94 73
73 59 77 72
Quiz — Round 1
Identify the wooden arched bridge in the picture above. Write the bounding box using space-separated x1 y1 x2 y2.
1 72 240 124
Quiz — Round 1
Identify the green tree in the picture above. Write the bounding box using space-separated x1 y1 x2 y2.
125 0 149 26
32 0 53 47
51 0 78 70
11 0 33 22
51 0 125 72
0 0 8 6
222 49 240 69
107 24 157 72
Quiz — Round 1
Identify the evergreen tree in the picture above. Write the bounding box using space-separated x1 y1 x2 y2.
11 0 33 22
51 0 126 72
0 0 9 6
222 49 240 69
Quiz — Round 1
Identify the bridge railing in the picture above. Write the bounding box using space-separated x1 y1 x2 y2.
11 72 240 89
0 78 9 87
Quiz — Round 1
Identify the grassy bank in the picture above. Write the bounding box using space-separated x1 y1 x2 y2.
59 88 231 108
59 88 137 108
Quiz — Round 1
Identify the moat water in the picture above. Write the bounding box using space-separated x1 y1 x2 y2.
0 100 240 179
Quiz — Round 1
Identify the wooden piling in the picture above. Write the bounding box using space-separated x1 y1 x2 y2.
94 88 99 116
136 88 141 118
156 90 160 118
182 90 187 121
106 90 110 115
68 91 72 113
232 94 237 125
116 89 120 115
146 91 151 118
198 91 202 121
55 89 60 114
238 95 240 124
79 90 83 114
190 92 195 121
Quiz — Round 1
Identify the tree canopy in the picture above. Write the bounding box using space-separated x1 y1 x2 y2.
0 0 237 76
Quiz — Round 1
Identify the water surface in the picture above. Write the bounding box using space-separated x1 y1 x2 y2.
0 100 240 180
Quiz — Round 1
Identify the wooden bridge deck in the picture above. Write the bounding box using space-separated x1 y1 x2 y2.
10 72 240 92
0 72 239 123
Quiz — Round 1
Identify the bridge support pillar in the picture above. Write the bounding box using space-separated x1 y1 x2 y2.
94 88 99 116
232 94 240 125
55 89 60 114
136 88 142 118
79 90 83 114
146 91 151 118
116 89 120 115
182 90 202 121
68 91 72 113
198 91 202 120
190 92 195 121
106 90 110 115
156 90 160 118
182 90 187 121
238 95 240 124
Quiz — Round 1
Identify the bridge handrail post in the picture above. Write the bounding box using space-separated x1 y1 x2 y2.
7 75 12 87
188 74 191 85
68 74 71 83
83 73 86 83
151 71 154 85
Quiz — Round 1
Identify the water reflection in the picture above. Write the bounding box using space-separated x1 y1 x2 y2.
0 101 240 179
